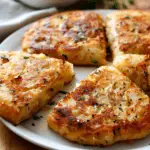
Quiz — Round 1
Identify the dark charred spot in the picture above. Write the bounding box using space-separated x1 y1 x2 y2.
62 54 68 60
113 127 120 136
83 89 89 93
34 36 46 43
59 91 68 94
68 116 76 125
0 79 2 84
50 88 54 92
56 108 70 117
58 15 63 19
78 121 84 128
32 123 35 126
13 75 22 84
77 96 85 101
144 71 148 77
1 56 9 63
43 78 48 84
25 103 29 106
49 101 55 106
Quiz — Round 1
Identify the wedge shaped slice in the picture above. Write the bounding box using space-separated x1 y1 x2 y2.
48 66 150 146
22 11 107 66
106 10 150 58
114 54 150 92
0 51 74 124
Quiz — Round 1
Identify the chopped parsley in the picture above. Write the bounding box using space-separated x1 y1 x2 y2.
119 107 123 112
78 96 85 101
125 16 130 19
95 27 103 31
10 89 15 93
62 54 68 60
91 59 98 64
111 1 119 9
122 3 127 9
128 0 134 4
32 115 40 120
24 56 29 59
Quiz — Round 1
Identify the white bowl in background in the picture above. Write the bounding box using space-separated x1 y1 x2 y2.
20 0 79 8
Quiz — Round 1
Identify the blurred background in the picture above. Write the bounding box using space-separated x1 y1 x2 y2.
1 0 150 42
18 0 150 10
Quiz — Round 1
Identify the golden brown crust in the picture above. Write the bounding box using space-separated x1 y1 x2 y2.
22 11 107 65
106 10 150 57
48 66 150 146
113 54 150 91
0 51 74 124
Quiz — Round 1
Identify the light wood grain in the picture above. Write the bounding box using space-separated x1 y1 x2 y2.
0 122 45 150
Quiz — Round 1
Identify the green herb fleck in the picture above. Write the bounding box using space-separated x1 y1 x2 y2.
128 0 134 4
91 59 98 64
119 107 123 112
10 89 15 93
78 96 85 101
122 3 127 9
32 115 40 120
95 27 103 31
24 56 29 59
111 1 119 9
125 16 130 19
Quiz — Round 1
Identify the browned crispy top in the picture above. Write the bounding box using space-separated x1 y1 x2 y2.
22 11 106 63
49 66 150 133
107 11 150 54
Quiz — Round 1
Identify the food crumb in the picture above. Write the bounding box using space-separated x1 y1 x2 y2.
32 123 35 126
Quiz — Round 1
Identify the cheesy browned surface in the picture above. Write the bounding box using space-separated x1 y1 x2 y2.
114 54 150 92
106 10 150 57
48 66 150 146
22 11 107 65
0 51 74 124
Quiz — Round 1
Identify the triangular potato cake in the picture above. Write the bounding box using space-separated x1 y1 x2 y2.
48 66 150 146
22 11 107 66
114 54 150 92
0 51 74 124
106 10 150 58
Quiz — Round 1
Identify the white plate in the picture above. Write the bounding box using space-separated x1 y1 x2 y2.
0 10 150 150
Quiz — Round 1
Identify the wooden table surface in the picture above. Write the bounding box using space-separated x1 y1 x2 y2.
0 122 45 150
